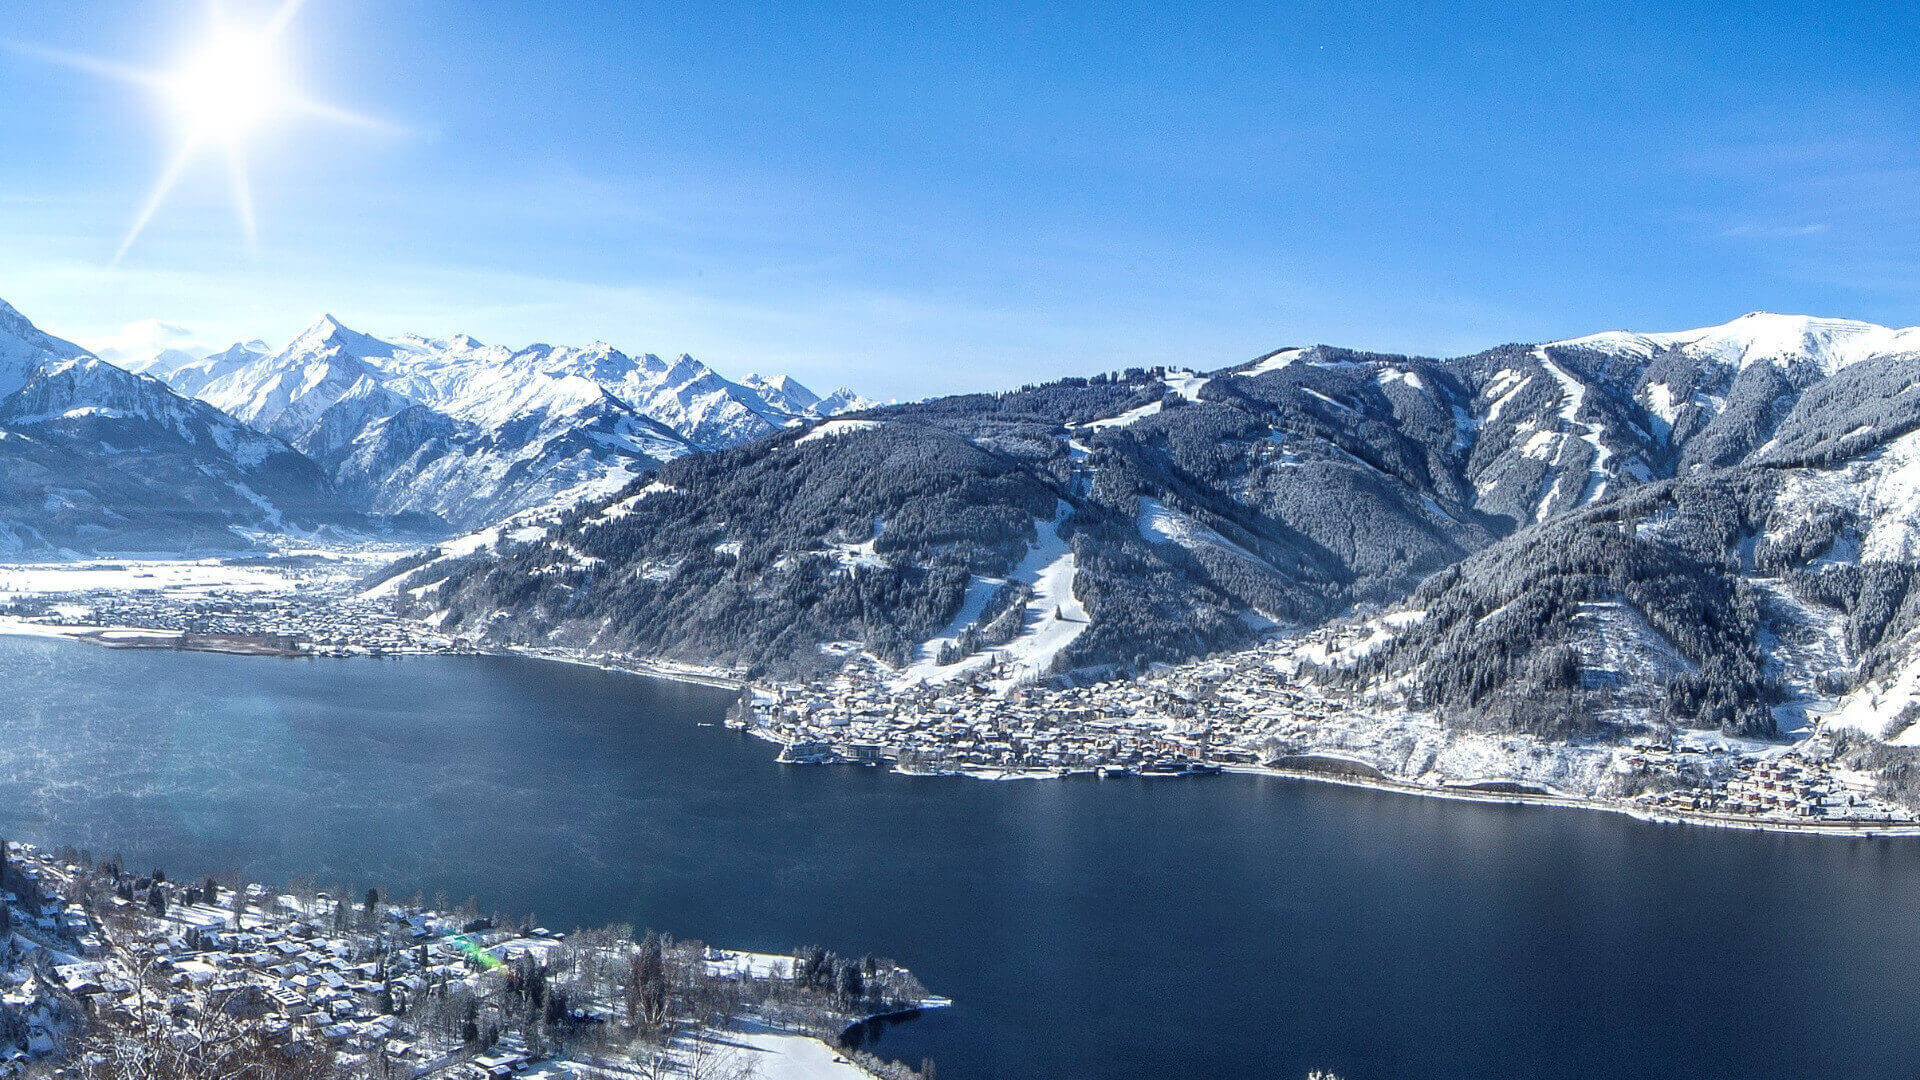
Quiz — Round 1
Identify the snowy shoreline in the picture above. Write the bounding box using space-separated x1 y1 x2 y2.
11 617 1917 839
1220 764 1920 838
736 708 1920 837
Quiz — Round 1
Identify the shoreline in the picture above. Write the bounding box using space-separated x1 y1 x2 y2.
1221 764 1920 837
742 719 1920 838
502 643 748 690
9 618 1917 839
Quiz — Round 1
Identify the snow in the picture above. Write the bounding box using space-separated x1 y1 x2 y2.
904 576 1004 672
589 482 676 525
1520 429 1559 459
1856 433 1920 562
360 515 555 598
1767 429 1920 563
896 500 1088 691
0 559 294 597
1376 368 1426 392
0 616 185 642
1301 387 1350 411
120 311 867 530
1532 348 1612 518
825 517 888 572
722 1025 873 1080
702 950 795 981
1162 369 1212 401
1565 600 1695 687
1418 495 1460 524
795 418 885 445
1643 382 1680 429
1081 400 1164 430
1481 369 1531 425
1239 348 1304 377
1554 312 1920 376
1137 497 1268 567
1076 369 1209 430
1828 656 1920 743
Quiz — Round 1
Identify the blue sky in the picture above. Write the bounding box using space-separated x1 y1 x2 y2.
3 0 1919 399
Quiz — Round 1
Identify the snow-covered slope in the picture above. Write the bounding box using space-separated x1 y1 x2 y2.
165 315 871 528
0 298 91 400
408 308 1920 752
1556 312 1920 376
0 299 370 554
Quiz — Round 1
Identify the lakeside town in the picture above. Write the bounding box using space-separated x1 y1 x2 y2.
736 634 1919 832
3 555 1917 840
0 837 942 1079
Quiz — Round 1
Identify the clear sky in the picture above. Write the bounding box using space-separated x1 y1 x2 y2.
3 0 1918 399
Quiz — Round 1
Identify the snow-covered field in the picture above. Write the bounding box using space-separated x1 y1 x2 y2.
720 1026 873 1080
0 558 300 597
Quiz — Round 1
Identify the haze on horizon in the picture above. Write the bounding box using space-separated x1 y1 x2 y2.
4 0 1919 401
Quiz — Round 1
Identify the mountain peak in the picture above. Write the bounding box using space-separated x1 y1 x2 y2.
1554 312 1920 374
288 313 349 348
0 295 95 399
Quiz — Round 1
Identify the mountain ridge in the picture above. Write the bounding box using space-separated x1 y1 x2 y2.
398 311 1920 763
0 300 389 554
167 314 876 528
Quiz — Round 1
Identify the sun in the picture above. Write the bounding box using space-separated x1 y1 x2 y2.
164 24 290 142
20 0 395 264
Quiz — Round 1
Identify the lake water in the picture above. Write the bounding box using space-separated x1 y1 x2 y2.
6 635 1920 1079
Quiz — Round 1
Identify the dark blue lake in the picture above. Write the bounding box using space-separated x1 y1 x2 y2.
5 634 1920 1079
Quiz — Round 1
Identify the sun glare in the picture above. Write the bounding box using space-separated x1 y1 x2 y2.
164 26 288 141
23 0 395 263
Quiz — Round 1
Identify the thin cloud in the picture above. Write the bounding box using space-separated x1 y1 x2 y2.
1719 223 1830 239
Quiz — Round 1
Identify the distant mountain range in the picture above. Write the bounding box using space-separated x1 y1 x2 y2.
22 288 1920 753
399 312 1920 751
0 297 872 552
128 313 875 530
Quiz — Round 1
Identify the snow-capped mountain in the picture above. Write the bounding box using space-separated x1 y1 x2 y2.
166 315 873 528
0 299 370 554
1558 311 1920 375
406 311 1920 756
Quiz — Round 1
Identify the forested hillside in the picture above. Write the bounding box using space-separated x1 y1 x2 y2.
393 313 1920 748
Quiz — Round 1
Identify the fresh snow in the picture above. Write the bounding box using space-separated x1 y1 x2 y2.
825 517 889 572
795 418 885 444
905 575 1005 673
1240 349 1304 377
588 481 676 525
1554 312 1920 376
1643 381 1680 429
720 1024 876 1080
1532 348 1612 518
1481 369 1532 426
1376 368 1426 392
1767 428 1920 563
1162 369 1212 401
0 559 295 597
1301 387 1351 411
1137 497 1268 568
897 500 1087 692
1081 400 1164 430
